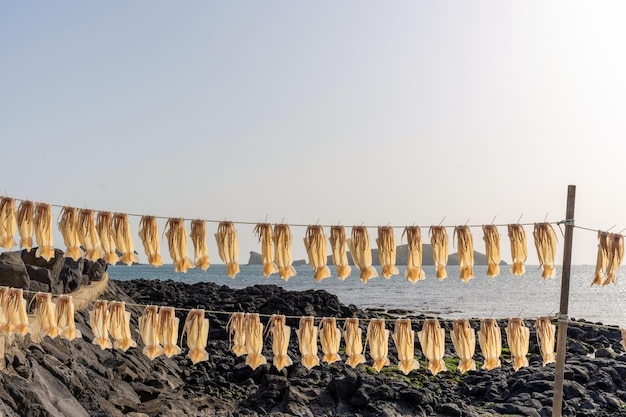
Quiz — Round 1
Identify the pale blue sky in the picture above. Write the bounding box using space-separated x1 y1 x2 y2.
2 1 626 265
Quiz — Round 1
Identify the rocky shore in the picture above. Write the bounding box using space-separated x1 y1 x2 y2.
0 249 625 416
0 279 623 416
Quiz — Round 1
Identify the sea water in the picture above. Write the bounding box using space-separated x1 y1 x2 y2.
108 264 626 327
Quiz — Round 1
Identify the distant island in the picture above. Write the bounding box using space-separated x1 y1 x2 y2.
247 243 506 266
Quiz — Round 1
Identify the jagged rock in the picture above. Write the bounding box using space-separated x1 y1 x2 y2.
83 258 107 282
0 248 107 294
60 256 84 292
595 348 616 359
29 280 51 293
5 361 91 417
21 248 65 281
328 369 360 402
26 264 63 293
493 403 541 417
0 251 30 289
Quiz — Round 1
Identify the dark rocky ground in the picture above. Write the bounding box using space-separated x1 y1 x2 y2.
0 276 625 416
0 248 624 417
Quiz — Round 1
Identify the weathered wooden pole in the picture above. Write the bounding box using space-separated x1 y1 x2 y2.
552 184 576 417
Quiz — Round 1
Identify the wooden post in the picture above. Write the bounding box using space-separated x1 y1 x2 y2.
552 185 576 417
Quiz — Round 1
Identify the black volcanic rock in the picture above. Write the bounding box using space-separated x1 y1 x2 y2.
0 249 108 295
0 278 623 416
0 251 30 289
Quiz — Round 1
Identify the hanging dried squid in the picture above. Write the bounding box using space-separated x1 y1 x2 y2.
478 318 502 370
273 224 296 281
592 231 611 286
296 316 319 370
429 226 449 280
159 306 182 358
304 225 331 281
34 202 55 261
253 223 277 277
108 301 137 352
535 317 556 366
505 318 529 371
215 221 240 278
329 226 351 280
32 292 58 341
16 200 35 251
366 318 390 372
0 287 8 335
507 224 527 276
56 295 81 341
0 197 16 250
58 206 83 261
347 226 378 283
190 219 210 270
377 226 399 279
89 300 112 350
450 318 476 374
112 213 138 266
319 317 341 364
391 318 419 375
183 309 210 364
165 218 194 273
266 314 292 371
533 223 558 280
605 233 624 286
454 226 474 282
227 312 246 356
343 318 366 368
3 288 31 336
418 318 446 375
96 211 119 265
403 226 425 283
244 313 266 370
78 209 103 262
138 215 163 267
482 225 501 278
139 305 163 360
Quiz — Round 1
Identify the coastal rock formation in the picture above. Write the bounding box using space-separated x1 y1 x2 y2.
0 248 108 294
248 244 507 267
0 271 622 416
0 251 30 289
248 251 307 267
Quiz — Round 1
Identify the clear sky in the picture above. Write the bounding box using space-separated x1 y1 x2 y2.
1 1 625 266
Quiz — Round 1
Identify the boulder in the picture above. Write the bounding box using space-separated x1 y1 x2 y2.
0 251 30 289
21 248 65 284
60 257 84 293
25 265 63 294
83 259 107 282
29 281 50 293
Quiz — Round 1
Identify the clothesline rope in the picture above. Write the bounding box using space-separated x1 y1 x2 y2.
7 195 560 230
22 284 626 331
19 287 561 325
20 287 556 322
20 274 626 332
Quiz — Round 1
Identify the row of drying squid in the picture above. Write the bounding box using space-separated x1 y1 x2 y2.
223 314 558 375
592 231 625 286
0 288 81 342
0 197 568 283
0 197 621 286
0 285 561 375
